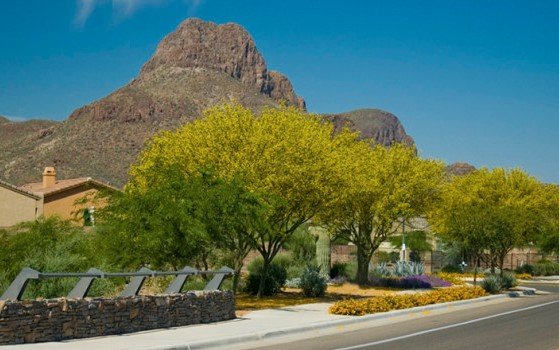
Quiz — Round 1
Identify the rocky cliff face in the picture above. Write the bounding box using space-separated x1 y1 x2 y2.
325 109 414 146
140 18 305 109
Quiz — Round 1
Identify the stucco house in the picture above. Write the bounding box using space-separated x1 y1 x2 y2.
0 167 117 227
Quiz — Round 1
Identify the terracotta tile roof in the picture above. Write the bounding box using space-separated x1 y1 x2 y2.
0 178 42 199
20 177 118 197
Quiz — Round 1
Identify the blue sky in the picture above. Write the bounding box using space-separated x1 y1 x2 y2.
1 1 558 183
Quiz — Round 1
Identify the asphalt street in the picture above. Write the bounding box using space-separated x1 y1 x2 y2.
245 283 559 350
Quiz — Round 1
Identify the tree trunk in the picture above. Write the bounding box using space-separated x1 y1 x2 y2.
498 254 506 278
356 245 372 286
473 256 480 286
232 266 242 294
256 258 271 298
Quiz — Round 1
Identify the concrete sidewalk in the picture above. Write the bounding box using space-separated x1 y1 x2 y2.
4 293 525 350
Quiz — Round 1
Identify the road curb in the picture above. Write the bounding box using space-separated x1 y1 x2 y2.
149 293 520 350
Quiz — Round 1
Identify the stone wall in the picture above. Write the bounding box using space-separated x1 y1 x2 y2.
0 291 235 345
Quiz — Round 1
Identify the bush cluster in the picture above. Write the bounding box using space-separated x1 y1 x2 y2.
373 262 425 278
329 286 487 315
245 259 287 296
299 265 328 297
515 261 559 276
481 275 502 294
480 272 518 294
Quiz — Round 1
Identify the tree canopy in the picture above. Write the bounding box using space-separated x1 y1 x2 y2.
429 168 551 278
322 142 444 284
129 103 352 296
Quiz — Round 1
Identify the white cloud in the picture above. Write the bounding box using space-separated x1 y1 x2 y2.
112 0 166 17
74 0 203 26
75 0 103 27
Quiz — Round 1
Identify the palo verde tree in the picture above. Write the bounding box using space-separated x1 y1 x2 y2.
323 142 444 285
536 184 559 256
430 168 550 282
130 103 347 297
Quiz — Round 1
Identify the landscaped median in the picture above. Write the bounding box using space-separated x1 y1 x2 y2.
329 286 487 316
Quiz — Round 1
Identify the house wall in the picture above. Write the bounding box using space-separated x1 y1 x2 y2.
0 186 42 228
43 185 102 222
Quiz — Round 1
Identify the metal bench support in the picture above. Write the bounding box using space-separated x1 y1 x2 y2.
68 268 104 299
165 266 197 294
204 266 234 291
0 268 40 301
120 267 153 297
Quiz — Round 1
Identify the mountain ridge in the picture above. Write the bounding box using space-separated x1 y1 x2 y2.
0 18 413 187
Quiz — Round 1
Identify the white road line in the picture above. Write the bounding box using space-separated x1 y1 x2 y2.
336 299 559 350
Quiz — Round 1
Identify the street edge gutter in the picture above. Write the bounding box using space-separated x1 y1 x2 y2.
152 291 530 350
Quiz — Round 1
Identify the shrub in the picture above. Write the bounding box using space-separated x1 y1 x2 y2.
441 264 462 273
271 253 293 273
0 217 120 299
532 262 559 276
501 272 518 289
374 261 425 278
373 262 393 277
481 275 502 294
435 272 466 286
329 286 487 315
515 264 535 275
286 265 304 280
300 265 328 297
245 262 287 296
284 278 301 288
330 262 349 279
515 273 532 280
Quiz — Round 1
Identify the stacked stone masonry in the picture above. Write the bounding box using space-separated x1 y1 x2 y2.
0 291 235 345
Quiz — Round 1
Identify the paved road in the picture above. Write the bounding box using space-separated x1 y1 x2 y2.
244 284 559 350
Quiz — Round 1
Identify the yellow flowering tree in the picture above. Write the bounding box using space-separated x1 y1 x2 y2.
130 103 349 296
430 168 550 281
323 143 444 285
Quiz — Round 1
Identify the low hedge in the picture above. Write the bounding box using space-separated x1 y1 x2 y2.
329 286 487 316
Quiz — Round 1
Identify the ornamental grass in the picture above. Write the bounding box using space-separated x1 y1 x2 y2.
329 286 487 316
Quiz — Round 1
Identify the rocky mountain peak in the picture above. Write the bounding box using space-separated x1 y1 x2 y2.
140 18 305 109
326 109 414 146
445 162 476 176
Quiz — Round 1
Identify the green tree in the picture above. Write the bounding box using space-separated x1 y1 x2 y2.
430 168 550 282
97 166 210 271
200 174 268 293
324 143 444 285
131 104 348 297
98 167 267 293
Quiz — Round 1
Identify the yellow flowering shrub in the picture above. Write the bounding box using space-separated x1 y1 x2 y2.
515 273 532 280
435 272 467 285
329 286 487 315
